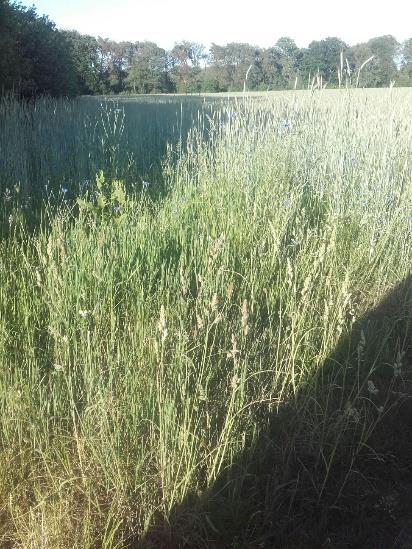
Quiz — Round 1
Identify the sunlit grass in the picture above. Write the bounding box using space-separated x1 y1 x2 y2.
1 88 412 547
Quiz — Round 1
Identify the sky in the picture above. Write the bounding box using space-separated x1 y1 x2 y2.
22 0 412 50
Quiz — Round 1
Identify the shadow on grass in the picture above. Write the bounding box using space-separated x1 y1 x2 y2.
136 274 412 549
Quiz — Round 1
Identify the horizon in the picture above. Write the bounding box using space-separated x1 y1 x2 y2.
21 0 412 50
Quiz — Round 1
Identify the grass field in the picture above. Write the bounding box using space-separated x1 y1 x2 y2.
1 88 412 548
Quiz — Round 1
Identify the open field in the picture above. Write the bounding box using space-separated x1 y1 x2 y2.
1 88 412 548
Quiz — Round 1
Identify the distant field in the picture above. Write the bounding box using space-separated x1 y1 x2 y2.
0 88 412 548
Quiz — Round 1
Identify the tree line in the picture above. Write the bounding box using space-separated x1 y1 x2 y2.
1 0 412 98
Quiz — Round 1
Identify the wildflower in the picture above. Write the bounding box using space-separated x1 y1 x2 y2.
367 380 379 395
61 187 68 194
142 180 151 189
282 199 291 208
54 363 64 372
279 119 292 133
78 309 89 318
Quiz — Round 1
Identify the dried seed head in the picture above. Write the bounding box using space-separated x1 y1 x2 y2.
210 293 218 313
227 282 234 301
227 333 239 359
286 257 293 285
230 373 240 390
357 329 366 356
241 299 249 336
367 380 379 395
158 305 168 342
196 314 204 330
344 404 360 423
35 270 42 288
393 350 404 378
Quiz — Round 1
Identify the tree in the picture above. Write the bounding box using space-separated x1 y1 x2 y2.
272 37 301 88
260 47 284 89
97 38 138 93
300 37 348 85
62 31 104 95
170 41 206 93
347 35 399 87
125 42 172 94
399 38 412 85
0 0 20 93
209 43 263 91
0 1 78 97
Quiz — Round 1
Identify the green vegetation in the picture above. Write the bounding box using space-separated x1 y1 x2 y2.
2 0 412 97
0 88 412 547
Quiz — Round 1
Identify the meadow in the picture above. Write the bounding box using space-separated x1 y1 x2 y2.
0 88 412 548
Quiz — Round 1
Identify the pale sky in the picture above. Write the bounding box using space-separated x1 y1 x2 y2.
23 0 412 49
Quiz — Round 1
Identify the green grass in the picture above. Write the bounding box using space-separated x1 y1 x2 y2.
1 88 412 548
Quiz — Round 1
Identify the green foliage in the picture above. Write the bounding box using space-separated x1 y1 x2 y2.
400 38 412 84
62 30 105 95
125 42 172 94
76 171 127 225
0 0 410 98
0 1 78 97
347 35 400 87
170 41 206 93
300 37 348 85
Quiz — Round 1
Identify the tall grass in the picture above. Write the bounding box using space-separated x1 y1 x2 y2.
0 88 412 547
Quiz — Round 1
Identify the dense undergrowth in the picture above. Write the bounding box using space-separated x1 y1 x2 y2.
0 89 412 548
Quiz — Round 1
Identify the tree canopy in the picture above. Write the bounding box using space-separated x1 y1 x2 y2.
1 0 411 98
